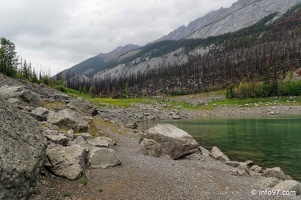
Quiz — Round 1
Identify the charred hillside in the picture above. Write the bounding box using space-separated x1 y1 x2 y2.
67 4 301 97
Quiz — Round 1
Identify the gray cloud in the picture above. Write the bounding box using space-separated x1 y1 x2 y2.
0 0 236 75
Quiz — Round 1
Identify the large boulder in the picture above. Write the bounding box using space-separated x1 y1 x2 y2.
67 97 98 116
139 123 199 159
47 108 88 132
88 147 121 168
45 144 87 180
0 98 47 200
0 85 44 107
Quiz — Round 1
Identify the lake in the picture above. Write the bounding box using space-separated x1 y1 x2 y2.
139 115 301 181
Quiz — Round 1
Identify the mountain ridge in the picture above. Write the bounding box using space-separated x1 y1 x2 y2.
156 0 301 41
60 0 301 93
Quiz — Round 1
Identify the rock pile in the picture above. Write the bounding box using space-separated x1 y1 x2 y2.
0 84 122 199
202 145 301 195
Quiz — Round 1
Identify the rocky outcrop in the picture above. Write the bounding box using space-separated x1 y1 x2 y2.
0 98 47 200
45 144 88 180
139 123 199 159
67 97 98 116
0 85 44 108
47 108 88 132
158 0 301 41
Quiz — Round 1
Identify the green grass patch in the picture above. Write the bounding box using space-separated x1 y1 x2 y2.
79 178 88 186
62 191 71 198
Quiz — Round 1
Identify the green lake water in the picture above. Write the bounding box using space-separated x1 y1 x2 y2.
139 115 301 181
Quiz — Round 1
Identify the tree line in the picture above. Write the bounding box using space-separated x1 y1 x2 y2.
63 5 301 98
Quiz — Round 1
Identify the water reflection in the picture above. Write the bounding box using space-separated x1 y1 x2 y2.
139 115 301 181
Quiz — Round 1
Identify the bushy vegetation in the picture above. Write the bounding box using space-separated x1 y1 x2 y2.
227 79 301 99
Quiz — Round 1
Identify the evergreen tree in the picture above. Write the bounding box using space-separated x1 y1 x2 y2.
0 37 18 76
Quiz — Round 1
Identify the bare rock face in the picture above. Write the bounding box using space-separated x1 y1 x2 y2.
45 144 87 180
139 123 199 159
0 85 44 108
47 109 88 132
0 98 47 200
158 0 301 41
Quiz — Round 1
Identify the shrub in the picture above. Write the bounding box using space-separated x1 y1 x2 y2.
55 85 67 93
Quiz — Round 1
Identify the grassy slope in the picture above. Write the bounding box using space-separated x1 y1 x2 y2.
65 88 301 111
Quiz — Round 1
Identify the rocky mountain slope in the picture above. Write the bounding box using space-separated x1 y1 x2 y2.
157 0 301 41
56 44 140 78
78 3 300 96
60 0 301 83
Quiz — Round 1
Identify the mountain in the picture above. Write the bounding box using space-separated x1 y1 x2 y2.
156 0 301 41
56 44 140 78
93 0 301 81
62 0 301 96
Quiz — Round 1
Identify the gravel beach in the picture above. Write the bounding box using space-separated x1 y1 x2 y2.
31 111 301 200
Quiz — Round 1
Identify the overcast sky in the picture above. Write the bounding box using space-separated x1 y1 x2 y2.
0 0 236 75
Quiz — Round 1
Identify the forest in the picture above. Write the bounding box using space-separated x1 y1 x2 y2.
52 4 301 98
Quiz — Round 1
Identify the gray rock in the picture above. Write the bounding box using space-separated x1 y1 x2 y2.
45 144 87 180
47 109 88 132
46 134 68 146
87 137 115 148
7 97 20 104
274 180 301 195
64 129 74 140
210 146 230 162
236 166 250 176
31 107 49 121
74 132 93 140
140 138 162 157
172 115 182 120
198 146 210 156
225 161 241 168
250 165 262 173
139 123 199 159
52 92 71 102
0 98 47 200
67 97 98 116
262 167 292 181
88 147 121 168
257 177 281 188
0 85 44 107
125 122 138 129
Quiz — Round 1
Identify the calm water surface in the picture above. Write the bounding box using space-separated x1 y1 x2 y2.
139 115 301 181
